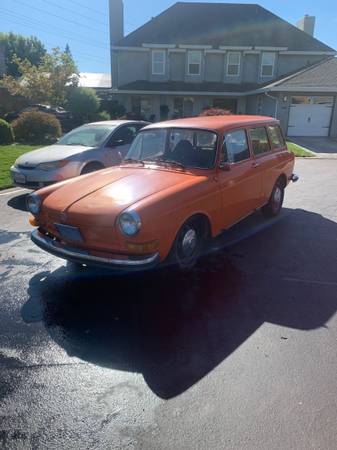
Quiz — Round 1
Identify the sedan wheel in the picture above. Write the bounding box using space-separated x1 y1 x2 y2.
174 220 203 270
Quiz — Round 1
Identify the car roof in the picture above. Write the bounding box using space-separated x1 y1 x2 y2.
144 115 279 132
87 120 149 126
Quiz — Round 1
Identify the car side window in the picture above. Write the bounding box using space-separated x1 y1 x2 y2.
249 127 271 156
106 125 137 147
222 129 250 163
267 125 285 150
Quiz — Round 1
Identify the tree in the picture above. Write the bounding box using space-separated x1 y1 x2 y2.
68 87 100 122
0 47 79 106
0 32 46 78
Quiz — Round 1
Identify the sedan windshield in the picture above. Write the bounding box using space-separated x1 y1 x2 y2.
58 125 117 147
125 128 218 169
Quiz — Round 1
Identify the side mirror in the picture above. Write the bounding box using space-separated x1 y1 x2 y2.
219 162 231 171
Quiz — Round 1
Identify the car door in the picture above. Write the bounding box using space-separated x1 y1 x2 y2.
103 124 140 166
217 128 263 229
248 125 279 205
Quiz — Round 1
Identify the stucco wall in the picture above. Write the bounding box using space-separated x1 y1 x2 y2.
169 52 185 81
277 55 327 77
204 53 223 82
117 50 149 86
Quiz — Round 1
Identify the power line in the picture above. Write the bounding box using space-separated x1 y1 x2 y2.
15 0 107 35
2 8 110 50
66 0 108 18
39 0 109 27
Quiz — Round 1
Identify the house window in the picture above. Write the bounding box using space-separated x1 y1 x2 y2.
188 50 201 75
261 52 275 77
152 50 166 75
227 52 241 77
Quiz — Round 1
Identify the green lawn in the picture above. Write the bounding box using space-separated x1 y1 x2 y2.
0 144 42 190
286 141 315 157
0 140 315 190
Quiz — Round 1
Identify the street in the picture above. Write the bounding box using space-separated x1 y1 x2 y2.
0 158 337 449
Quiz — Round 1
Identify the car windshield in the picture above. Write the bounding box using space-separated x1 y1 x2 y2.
125 128 218 169
58 125 117 147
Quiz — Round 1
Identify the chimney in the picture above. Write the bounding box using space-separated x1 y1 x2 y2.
296 15 316 36
109 0 124 46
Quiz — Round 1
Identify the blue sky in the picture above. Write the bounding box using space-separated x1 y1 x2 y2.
1 0 336 73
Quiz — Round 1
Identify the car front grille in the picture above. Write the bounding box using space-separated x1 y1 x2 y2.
17 165 37 170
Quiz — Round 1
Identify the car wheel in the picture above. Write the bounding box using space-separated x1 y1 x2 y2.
172 218 205 270
262 178 285 218
80 162 104 175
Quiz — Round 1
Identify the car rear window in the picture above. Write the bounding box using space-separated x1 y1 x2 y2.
223 129 250 163
249 127 271 155
267 125 285 150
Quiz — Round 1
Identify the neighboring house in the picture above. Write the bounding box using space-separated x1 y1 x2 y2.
78 72 111 90
109 1 337 136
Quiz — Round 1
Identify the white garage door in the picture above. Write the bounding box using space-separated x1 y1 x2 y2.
287 96 333 137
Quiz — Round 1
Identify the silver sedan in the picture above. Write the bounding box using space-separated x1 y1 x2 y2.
10 120 148 189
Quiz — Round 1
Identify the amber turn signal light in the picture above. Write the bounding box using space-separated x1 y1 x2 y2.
29 215 39 227
125 240 159 253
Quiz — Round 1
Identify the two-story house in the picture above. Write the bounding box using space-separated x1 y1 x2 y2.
109 1 337 137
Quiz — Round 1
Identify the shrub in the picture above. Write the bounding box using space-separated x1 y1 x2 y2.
99 99 125 119
89 110 111 122
199 108 232 116
13 111 62 144
67 87 100 121
0 119 15 144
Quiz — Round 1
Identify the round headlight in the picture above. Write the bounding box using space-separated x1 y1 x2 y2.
26 193 41 215
118 210 141 236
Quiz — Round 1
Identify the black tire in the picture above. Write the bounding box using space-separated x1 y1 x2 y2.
262 178 285 218
171 218 206 270
80 162 104 175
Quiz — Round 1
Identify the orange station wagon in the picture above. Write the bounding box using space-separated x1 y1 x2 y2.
27 115 298 271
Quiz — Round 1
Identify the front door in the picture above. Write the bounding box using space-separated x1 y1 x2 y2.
217 128 262 229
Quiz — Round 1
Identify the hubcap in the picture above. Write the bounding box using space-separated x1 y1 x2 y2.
273 186 282 209
181 228 197 257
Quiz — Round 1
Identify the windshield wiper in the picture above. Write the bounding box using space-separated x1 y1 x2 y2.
122 158 145 165
145 158 186 170
64 143 86 146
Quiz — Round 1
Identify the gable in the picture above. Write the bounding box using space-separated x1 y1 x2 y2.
115 2 334 52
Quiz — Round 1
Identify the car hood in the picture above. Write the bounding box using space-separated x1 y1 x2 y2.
41 166 201 226
16 145 96 167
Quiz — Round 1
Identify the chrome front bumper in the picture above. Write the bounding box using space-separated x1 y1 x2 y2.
31 229 160 271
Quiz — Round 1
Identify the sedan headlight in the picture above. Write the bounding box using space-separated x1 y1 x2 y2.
26 193 41 215
118 210 141 237
37 160 69 171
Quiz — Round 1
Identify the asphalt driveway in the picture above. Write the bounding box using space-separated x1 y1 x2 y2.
0 159 337 449
290 136 337 155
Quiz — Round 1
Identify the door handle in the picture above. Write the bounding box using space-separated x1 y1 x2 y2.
252 162 260 168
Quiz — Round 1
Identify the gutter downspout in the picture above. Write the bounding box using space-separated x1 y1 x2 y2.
264 92 279 118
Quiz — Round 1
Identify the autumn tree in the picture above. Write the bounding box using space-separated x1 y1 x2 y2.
1 47 79 106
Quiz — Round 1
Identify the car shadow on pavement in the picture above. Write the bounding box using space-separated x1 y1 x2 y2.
7 193 28 212
22 208 337 399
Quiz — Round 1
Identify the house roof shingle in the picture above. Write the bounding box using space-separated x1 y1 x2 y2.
116 2 334 52
268 57 337 89
117 80 260 93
